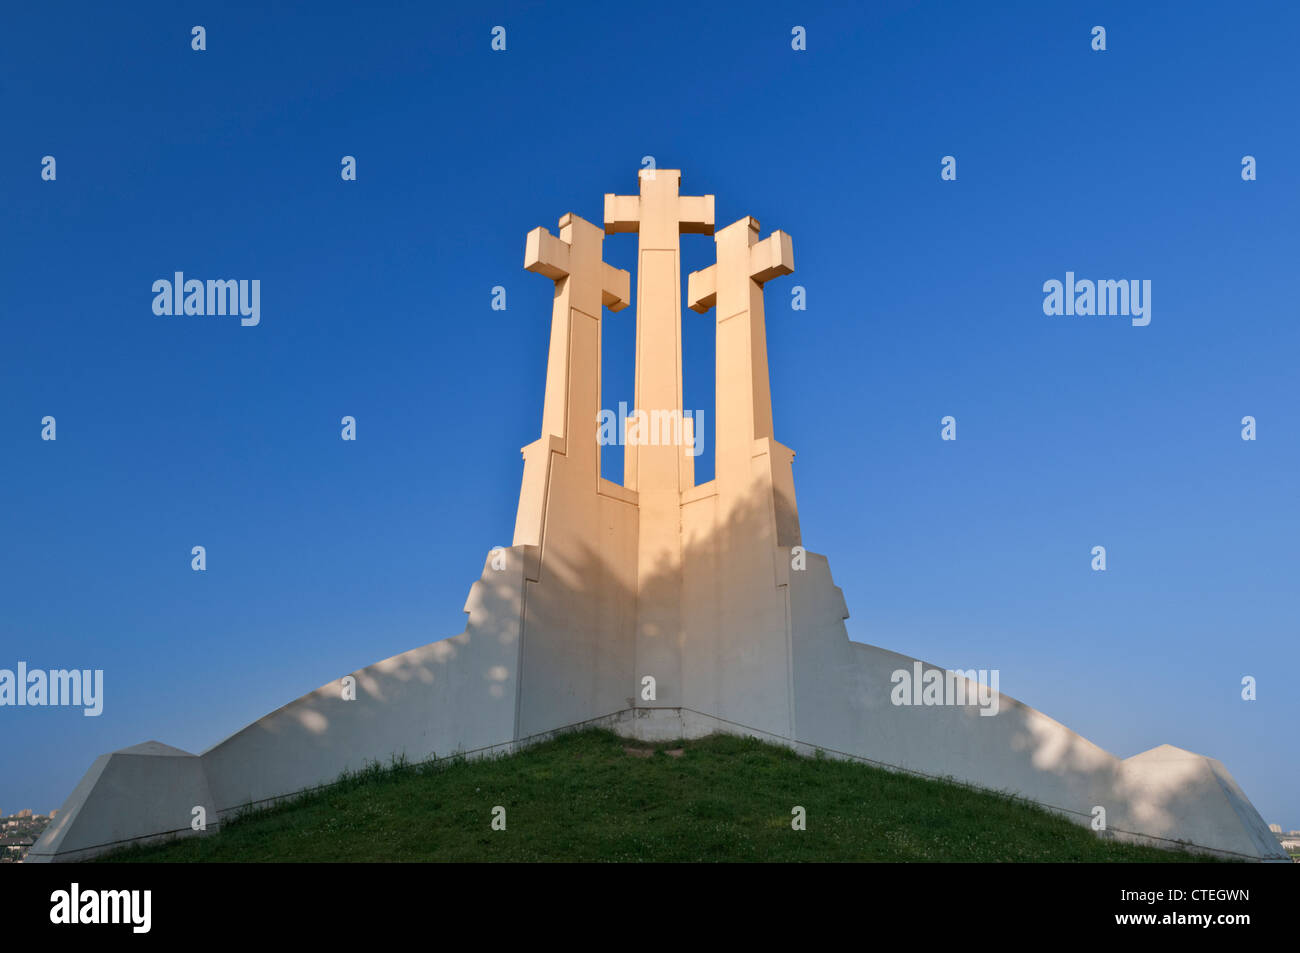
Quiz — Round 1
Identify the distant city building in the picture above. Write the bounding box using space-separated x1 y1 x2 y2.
1270 823 1283 833
0 811 52 863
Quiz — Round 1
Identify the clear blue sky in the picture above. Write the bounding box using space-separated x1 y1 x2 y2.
3 1 1297 830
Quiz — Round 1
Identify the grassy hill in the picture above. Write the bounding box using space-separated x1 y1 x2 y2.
99 728 1222 862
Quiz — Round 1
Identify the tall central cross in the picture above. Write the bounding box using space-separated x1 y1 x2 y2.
605 170 713 493
605 170 713 708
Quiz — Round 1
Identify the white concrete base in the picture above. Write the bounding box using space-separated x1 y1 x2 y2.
31 546 533 861
31 570 1289 863
26 742 218 863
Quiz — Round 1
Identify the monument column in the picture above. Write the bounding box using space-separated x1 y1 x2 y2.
605 170 713 708
688 217 800 544
513 213 629 546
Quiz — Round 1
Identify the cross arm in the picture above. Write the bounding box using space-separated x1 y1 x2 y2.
686 222 795 313
524 226 569 280
677 194 715 234
603 194 640 234
600 261 631 311
749 230 794 284
524 222 631 312
602 190 716 235
686 265 716 313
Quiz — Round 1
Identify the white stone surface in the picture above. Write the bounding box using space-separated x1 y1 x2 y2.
27 742 216 863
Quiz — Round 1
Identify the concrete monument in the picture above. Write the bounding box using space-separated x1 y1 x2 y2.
31 171 1288 862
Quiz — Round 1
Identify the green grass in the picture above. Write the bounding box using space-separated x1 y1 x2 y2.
98 728 1223 862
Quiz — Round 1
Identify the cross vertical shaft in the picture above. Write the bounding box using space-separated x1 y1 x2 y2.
514 213 629 546
688 216 793 493
605 170 714 709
